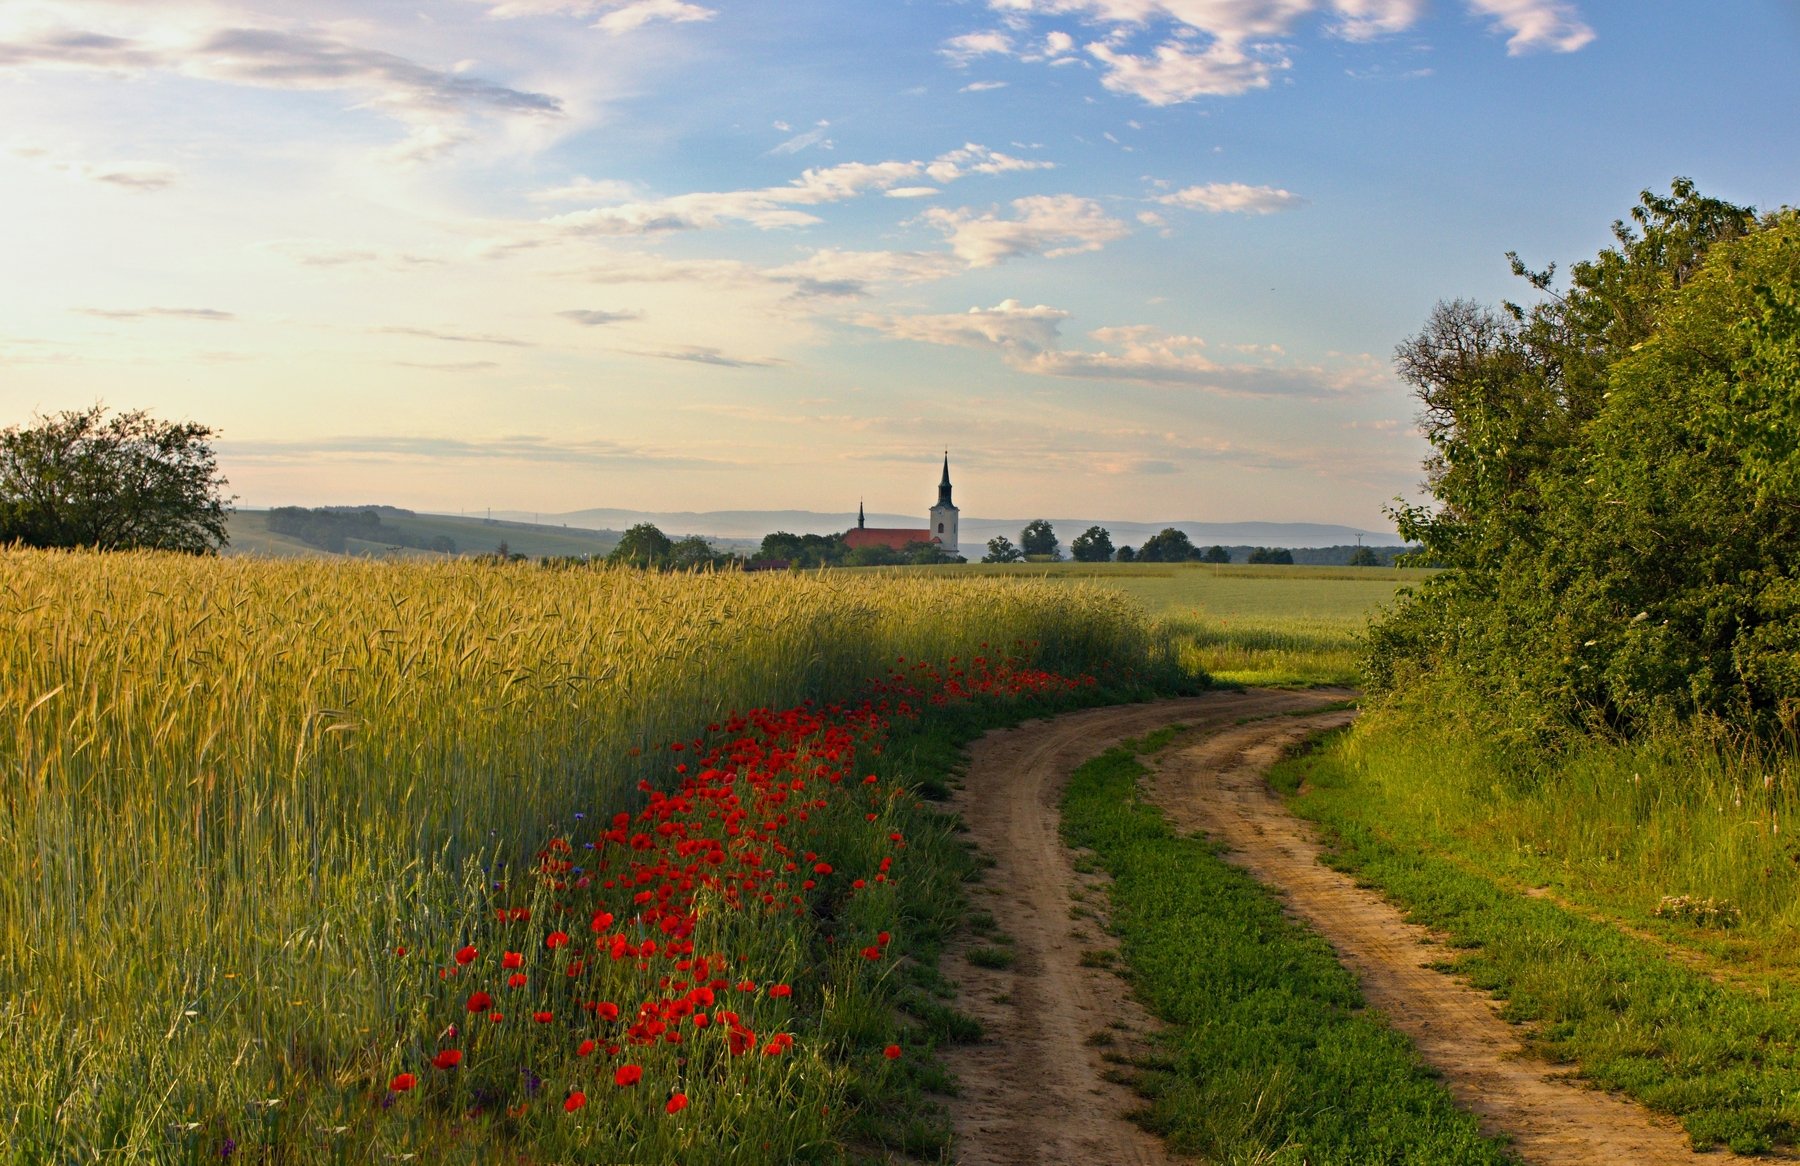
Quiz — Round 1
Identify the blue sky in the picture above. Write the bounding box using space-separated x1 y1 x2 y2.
2 1 1796 529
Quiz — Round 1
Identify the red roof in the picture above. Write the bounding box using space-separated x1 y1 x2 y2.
844 527 934 551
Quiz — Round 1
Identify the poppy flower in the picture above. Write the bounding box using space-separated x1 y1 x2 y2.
884 1044 901 1060
614 1064 643 1087
432 1049 463 1070
545 931 570 949
576 1039 596 1058
508 973 527 989
768 984 792 998
389 1072 416 1092
533 1011 554 1024
564 1090 587 1113
596 1002 620 1021
861 945 881 960
454 945 478 966
465 991 493 1012
502 951 523 969
666 1092 689 1115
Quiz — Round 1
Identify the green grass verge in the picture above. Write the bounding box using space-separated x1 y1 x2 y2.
1060 738 1513 1164
1277 734 1800 1154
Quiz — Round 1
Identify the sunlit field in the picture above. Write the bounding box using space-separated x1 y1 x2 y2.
918 562 1430 686
0 551 1168 1161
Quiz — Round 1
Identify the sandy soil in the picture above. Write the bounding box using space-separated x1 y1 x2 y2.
945 690 1742 1166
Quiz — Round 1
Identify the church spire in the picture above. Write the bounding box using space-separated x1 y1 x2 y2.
858 498 865 529
937 451 953 508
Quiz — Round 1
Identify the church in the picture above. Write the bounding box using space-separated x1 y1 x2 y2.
842 454 961 555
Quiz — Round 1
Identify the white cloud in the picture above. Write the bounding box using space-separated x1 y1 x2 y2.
0 22 562 161
593 0 717 35
528 177 641 202
961 79 1009 92
5 143 178 191
1087 36 1289 102
859 301 1383 398
885 186 942 199
1329 0 1427 41
1044 30 1077 54
940 29 1014 64
922 194 1130 266
1158 181 1305 213
768 124 834 156
1466 0 1594 54
475 0 718 32
764 249 962 298
856 298 1072 354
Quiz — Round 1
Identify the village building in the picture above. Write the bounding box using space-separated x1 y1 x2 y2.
842 454 960 554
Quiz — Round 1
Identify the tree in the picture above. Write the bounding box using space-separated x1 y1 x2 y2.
1347 545 1381 567
1137 528 1196 563
0 405 231 553
1070 525 1114 563
668 534 722 571
1115 545 1136 562
1019 519 1059 559
1246 547 1293 565
607 522 672 568
982 535 1024 564
1200 545 1231 564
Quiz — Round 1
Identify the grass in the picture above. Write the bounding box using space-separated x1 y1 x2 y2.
1059 736 1514 1165
1277 720 1800 1153
0 549 1176 1162
912 561 1423 688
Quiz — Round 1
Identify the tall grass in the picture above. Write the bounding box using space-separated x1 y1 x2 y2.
1154 612 1366 688
0 551 1162 1160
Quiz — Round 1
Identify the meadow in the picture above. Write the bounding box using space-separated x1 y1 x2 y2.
0 551 1172 1162
924 562 1426 687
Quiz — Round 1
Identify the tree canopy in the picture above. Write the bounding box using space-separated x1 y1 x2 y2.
1070 525 1114 562
1136 528 1196 563
607 522 674 568
0 405 231 554
1370 179 1800 741
982 535 1024 564
1019 519 1059 559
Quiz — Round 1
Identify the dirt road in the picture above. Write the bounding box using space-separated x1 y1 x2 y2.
944 689 1729 1166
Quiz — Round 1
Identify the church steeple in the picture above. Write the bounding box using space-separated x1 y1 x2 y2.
937 451 953 509
858 498 865 529
929 451 959 553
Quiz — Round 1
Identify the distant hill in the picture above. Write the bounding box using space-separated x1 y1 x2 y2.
498 508 1398 551
225 508 630 560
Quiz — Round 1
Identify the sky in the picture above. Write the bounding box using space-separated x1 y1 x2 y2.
2 1 1797 530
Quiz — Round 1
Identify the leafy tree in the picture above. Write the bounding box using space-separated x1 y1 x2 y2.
1347 545 1381 567
1115 545 1136 562
1371 180 1800 740
1137 528 1196 563
668 534 724 571
757 530 847 568
1246 547 1293 565
1019 519 1059 559
607 522 673 569
1200 545 1230 564
982 535 1023 564
0 405 231 553
1070 525 1114 563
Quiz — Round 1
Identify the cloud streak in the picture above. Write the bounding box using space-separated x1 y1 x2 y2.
1158 181 1306 213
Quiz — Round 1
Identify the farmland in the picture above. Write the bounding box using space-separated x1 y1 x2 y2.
0 551 1176 1161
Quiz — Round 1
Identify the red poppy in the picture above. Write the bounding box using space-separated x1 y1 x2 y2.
533 1011 554 1024
728 1028 755 1056
454 945 478 966
389 1072 417 1092
508 973 527 989
564 1090 587 1113
576 1039 596 1057
465 991 493 1012
768 983 792 998
545 931 570 949
502 951 524 969
666 1092 689 1115
615 1064 643 1087
432 1049 462 1070
597 1001 620 1021
884 1044 901 1060
861 945 881 960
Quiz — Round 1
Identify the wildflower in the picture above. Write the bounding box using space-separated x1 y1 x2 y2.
454 945 478 966
884 1044 901 1060
615 1064 643 1087
432 1049 463 1070
666 1092 689 1115
389 1072 417 1092
545 931 570 949
768 983 792 998
465 991 493 1013
508 973 527 989
564 1090 587 1113
502 951 523 969
533 1011 554 1024
861 945 881 960
576 1039 596 1057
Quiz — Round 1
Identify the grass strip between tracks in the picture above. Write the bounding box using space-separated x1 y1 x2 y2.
1275 736 1800 1155
1061 733 1513 1165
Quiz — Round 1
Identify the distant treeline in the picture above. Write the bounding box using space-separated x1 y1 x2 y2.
265 507 455 555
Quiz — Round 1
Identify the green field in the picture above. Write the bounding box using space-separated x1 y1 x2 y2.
922 562 1429 687
224 508 631 560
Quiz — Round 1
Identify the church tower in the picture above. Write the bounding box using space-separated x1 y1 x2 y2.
929 452 960 552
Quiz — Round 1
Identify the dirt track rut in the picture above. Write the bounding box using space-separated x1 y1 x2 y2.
944 690 1735 1166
